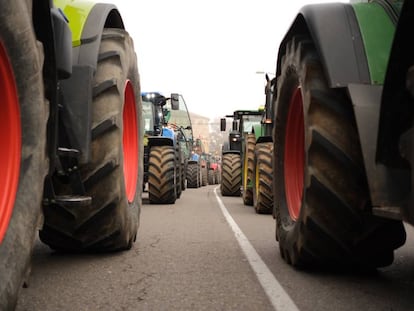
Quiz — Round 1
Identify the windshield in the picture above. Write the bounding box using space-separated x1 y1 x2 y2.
142 99 156 134
241 115 262 133
165 94 193 141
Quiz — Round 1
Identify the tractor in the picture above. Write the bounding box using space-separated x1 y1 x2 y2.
0 1 143 308
142 92 193 204
220 110 262 200
187 138 207 188
251 74 275 214
271 0 413 268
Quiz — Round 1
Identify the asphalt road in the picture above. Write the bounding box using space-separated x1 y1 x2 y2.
16 185 414 311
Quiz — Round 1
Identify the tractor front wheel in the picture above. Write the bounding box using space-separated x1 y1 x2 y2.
40 28 143 251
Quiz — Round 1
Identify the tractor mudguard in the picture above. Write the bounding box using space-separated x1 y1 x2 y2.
256 136 272 144
276 3 371 88
148 137 174 148
55 0 124 69
54 1 125 163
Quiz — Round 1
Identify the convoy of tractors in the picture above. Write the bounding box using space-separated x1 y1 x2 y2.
1 0 414 308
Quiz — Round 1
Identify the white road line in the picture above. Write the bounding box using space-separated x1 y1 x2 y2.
214 187 300 311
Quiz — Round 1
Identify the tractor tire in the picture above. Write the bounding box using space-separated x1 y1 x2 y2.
208 169 215 185
186 162 199 188
175 145 182 199
40 29 143 251
274 36 406 268
181 160 187 191
242 134 255 205
253 142 273 214
148 145 177 204
215 169 221 184
201 166 208 186
0 2 49 308
221 153 242 196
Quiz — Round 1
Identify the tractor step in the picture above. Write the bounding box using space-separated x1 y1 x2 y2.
57 147 80 159
54 195 91 208
372 206 403 220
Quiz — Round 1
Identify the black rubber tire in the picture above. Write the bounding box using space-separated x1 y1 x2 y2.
208 169 215 184
0 2 48 308
186 162 199 188
274 36 406 268
221 153 242 196
253 142 273 214
242 133 256 205
215 169 221 184
181 159 187 191
175 145 182 199
148 145 177 204
40 29 143 251
201 166 208 186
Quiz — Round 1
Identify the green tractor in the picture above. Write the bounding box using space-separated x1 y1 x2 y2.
142 92 193 204
271 0 412 268
251 74 275 214
220 110 262 201
0 1 143 308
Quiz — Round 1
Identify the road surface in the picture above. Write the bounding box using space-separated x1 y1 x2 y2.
16 185 414 310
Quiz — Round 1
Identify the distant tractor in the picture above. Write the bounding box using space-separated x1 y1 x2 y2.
187 138 207 188
271 0 411 268
220 110 262 200
142 92 193 204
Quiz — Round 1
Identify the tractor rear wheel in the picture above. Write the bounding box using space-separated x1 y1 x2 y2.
253 142 273 214
40 28 143 251
0 2 48 308
243 134 256 205
148 145 177 204
221 153 242 196
274 36 406 268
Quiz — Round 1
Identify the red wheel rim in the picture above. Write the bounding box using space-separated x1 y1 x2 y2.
0 42 21 243
284 87 304 221
123 81 138 203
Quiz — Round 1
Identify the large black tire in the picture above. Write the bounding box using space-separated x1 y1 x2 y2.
221 153 242 196
242 134 256 205
186 162 199 188
148 145 177 204
0 2 49 309
175 145 182 199
208 169 215 185
201 166 208 186
253 142 273 214
274 36 406 268
40 29 143 251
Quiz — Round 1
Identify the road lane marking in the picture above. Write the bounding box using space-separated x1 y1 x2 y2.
213 187 300 311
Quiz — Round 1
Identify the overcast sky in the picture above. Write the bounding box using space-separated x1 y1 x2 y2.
100 0 348 120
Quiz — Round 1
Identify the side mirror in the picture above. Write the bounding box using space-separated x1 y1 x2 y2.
220 118 226 131
171 93 180 110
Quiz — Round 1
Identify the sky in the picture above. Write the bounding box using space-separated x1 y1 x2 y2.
100 0 348 120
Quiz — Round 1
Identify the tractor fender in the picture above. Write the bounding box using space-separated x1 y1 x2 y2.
56 0 124 68
256 136 272 144
276 3 370 88
75 3 124 69
148 137 174 148
55 1 125 163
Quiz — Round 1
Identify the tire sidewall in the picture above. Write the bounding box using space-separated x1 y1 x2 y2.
0 1 48 308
